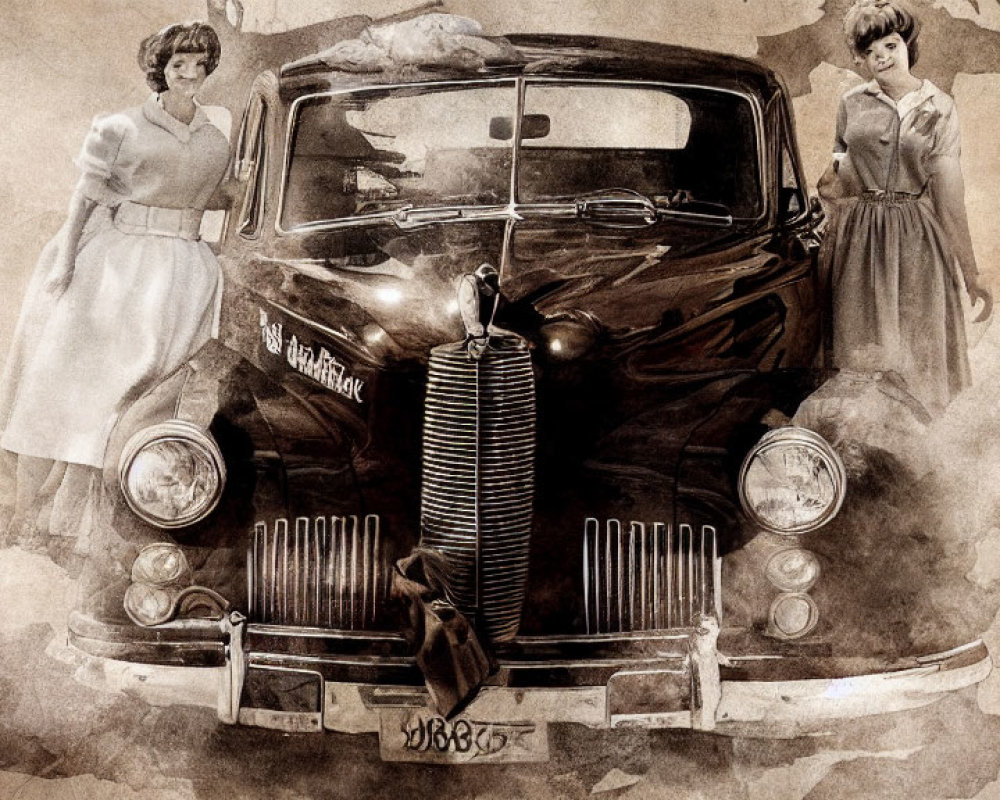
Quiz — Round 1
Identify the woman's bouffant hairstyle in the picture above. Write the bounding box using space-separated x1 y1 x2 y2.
844 0 921 66
138 22 221 93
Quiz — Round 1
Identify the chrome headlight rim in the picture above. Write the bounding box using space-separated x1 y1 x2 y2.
118 419 226 530
738 426 847 536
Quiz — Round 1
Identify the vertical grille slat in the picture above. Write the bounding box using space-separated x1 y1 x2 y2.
269 520 279 622
652 522 661 629
314 517 324 627
248 514 387 629
604 523 612 632
349 516 359 631
279 519 289 622
584 519 720 633
371 516 381 625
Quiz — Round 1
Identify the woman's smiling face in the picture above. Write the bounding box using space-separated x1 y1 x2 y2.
862 32 911 81
163 51 208 98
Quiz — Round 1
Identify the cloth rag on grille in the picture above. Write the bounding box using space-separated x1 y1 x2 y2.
392 547 493 718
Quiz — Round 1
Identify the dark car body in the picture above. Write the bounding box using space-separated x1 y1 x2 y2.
68 32 992 763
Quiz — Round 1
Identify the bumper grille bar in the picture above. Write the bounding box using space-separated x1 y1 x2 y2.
248 515 385 629
583 518 720 633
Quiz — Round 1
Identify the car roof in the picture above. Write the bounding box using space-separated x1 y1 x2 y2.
277 32 783 102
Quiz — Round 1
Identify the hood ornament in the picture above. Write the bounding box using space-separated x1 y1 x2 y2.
458 263 501 358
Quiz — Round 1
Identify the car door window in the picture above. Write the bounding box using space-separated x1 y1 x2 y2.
779 137 805 221
237 96 267 238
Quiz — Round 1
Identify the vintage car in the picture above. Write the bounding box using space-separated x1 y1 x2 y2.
67 27 994 763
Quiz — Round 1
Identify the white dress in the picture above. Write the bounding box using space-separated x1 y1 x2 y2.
0 95 230 467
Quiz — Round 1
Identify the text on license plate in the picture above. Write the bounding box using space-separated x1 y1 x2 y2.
379 710 549 763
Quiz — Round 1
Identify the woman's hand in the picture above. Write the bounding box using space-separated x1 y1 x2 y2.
45 192 97 295
967 275 993 323
45 247 75 295
816 162 844 203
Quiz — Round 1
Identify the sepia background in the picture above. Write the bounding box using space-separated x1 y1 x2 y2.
1 1 1000 798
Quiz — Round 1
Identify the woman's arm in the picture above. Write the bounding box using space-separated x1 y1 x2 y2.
930 156 993 322
46 191 97 294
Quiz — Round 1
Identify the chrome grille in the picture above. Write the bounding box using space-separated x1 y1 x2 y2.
420 339 535 642
248 515 386 629
583 519 721 633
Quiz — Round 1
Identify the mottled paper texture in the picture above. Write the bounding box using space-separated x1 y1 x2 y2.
1 2 1000 798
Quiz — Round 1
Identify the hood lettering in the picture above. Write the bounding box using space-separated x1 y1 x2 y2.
258 308 364 404
286 335 364 404
259 309 284 355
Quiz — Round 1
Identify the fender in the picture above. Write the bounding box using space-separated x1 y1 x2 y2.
72 338 360 660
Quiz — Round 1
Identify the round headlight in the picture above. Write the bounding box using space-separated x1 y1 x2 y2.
123 582 176 626
131 542 192 586
765 548 821 592
767 592 819 639
118 420 226 529
739 427 846 535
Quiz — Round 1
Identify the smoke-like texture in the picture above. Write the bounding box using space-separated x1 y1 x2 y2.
2 1 1000 798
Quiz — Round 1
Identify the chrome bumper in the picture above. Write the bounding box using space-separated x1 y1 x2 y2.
218 613 992 746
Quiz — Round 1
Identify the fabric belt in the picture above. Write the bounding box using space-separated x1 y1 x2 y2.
860 190 922 204
114 201 203 240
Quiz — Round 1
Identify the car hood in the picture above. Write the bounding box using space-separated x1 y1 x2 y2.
241 214 770 367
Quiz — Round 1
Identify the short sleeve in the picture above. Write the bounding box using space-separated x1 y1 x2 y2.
929 95 961 161
73 113 129 205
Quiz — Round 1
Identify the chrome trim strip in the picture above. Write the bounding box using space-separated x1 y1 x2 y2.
915 639 986 663
248 651 688 670
247 624 405 640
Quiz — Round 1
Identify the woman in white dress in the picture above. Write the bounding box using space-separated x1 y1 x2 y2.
0 22 230 545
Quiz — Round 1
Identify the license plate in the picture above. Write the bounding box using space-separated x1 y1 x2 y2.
379 709 549 764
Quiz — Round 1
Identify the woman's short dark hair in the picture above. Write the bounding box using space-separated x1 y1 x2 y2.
138 22 221 93
844 0 921 67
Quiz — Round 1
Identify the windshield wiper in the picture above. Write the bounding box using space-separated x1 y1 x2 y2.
393 205 464 228
574 188 658 227
655 196 733 226
393 205 523 229
571 188 734 227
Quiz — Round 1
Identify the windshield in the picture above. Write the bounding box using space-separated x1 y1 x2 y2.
280 80 761 229
281 81 516 229
519 82 760 217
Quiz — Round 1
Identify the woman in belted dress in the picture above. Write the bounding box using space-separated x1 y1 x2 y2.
0 22 229 543
817 0 992 417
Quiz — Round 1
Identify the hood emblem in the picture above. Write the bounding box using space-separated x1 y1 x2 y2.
458 263 501 358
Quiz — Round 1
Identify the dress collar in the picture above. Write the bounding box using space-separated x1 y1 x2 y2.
863 78 938 116
142 94 210 143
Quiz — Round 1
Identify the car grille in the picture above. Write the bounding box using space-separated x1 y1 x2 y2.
247 515 387 629
583 518 721 633
419 338 536 642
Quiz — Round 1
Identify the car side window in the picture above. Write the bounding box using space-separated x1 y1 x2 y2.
237 96 267 238
779 136 805 221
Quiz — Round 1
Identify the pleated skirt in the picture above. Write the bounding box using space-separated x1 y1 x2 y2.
0 212 221 467
820 192 970 417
